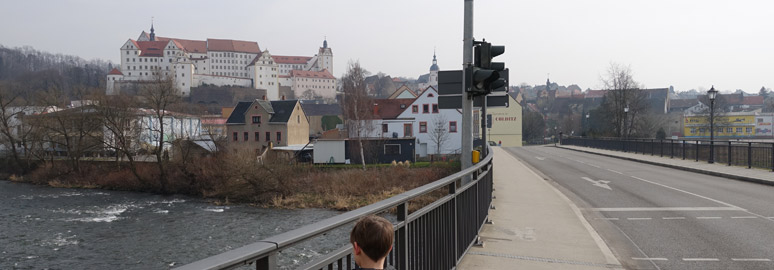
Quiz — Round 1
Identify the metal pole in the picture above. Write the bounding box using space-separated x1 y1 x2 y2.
461 0 474 177
482 102 487 157
709 99 715 163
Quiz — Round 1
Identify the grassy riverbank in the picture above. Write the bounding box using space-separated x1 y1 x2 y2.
4 154 459 211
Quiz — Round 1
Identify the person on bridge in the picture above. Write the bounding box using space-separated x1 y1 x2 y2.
350 215 393 270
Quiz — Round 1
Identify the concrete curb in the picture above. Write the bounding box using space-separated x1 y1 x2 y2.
556 145 774 187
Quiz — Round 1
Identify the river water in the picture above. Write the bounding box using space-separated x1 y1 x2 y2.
0 180 347 270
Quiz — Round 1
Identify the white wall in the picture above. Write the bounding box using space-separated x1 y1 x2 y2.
313 140 346 163
397 87 462 156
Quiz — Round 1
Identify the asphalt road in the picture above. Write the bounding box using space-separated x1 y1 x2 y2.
504 146 774 270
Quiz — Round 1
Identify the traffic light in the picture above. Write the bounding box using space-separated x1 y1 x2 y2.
467 41 506 97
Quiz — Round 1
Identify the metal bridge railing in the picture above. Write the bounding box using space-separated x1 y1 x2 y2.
562 137 774 171
174 146 494 270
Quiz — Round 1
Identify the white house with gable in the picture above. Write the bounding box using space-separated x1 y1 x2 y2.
396 87 461 157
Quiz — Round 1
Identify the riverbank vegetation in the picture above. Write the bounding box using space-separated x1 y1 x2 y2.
2 151 459 211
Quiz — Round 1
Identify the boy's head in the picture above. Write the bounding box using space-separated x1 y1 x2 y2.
350 215 394 264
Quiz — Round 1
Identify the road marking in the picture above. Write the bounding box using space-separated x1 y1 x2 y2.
587 207 739 212
632 257 668 261
627 218 652 220
696 217 722 219
595 217 619 220
607 169 624 174
662 217 686 220
683 258 720 261
581 177 612 190
629 176 745 210
731 258 772 262
535 156 545 160
730 216 757 219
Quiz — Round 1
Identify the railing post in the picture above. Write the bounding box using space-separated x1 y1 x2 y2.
660 139 663 157
670 139 674 158
396 203 408 270
682 140 686 160
622 138 626 153
256 254 277 270
770 143 773 172
748 142 752 169
728 141 732 166
651 139 655 156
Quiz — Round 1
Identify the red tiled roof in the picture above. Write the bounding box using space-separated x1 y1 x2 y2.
371 98 416 119
584 90 607 98
290 69 335 79
743 96 764 105
207 39 260 53
136 41 168 57
669 98 699 108
156 37 208 53
273 55 313 64
108 68 123 75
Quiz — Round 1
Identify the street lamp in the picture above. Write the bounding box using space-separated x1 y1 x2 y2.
624 106 629 139
708 86 718 164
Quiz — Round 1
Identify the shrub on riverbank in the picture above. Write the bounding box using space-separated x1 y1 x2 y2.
10 152 459 211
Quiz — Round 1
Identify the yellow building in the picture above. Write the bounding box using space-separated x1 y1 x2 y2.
483 94 523 146
683 113 773 138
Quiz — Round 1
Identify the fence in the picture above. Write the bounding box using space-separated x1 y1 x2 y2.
562 137 774 171
174 146 494 270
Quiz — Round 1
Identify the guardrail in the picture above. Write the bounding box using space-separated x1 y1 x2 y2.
562 137 774 171
174 146 494 270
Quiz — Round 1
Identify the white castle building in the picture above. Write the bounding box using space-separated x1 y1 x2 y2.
107 25 336 100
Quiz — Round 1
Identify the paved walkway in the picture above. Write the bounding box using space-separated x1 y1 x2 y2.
458 147 623 270
558 144 774 186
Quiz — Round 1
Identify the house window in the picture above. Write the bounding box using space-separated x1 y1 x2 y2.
382 124 388 133
233 132 238 141
746 127 752 133
449 121 458 133
690 128 696 134
428 93 434 97
432 104 439 113
244 132 249 141
404 123 413 137
419 122 427 133
384 144 401 155
727 128 733 133
252 115 261 124
736 127 742 133
277 132 282 142
266 132 271 141
422 104 429 113
255 132 260 141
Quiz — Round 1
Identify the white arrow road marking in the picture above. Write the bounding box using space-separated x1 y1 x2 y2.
535 156 545 160
582 177 612 190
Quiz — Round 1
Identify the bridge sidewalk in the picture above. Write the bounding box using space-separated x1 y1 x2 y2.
458 147 623 270
557 145 774 186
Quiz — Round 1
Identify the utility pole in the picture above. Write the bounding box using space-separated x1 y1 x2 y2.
462 0 474 174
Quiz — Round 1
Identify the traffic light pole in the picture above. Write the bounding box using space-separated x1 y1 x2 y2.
461 0 474 177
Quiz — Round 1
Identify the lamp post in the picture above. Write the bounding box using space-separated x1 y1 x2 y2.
708 86 718 164
585 113 590 137
623 106 629 139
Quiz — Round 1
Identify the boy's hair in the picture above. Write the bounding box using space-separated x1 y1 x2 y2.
350 215 394 262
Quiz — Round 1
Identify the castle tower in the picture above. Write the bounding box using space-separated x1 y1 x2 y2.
428 51 439 87
318 38 333 74
149 22 155 41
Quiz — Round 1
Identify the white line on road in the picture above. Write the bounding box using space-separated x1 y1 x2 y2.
596 217 619 220
730 216 758 219
683 258 720 261
629 176 745 210
731 258 772 262
607 169 624 174
696 217 722 219
627 217 652 220
587 207 739 212
662 217 686 220
632 257 668 261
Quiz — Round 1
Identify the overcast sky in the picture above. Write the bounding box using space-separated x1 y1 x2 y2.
1 0 772 93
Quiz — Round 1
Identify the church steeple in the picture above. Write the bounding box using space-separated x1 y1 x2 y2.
323 36 328 49
149 18 156 41
429 49 439 72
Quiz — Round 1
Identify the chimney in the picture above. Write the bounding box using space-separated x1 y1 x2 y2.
262 95 266 100
373 103 379 116
281 95 286 100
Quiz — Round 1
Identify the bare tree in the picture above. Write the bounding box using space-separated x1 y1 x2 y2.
429 114 450 155
341 61 372 170
0 82 41 173
600 63 648 138
140 75 180 192
93 92 145 182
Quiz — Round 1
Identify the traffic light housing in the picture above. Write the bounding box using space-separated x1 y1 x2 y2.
467 41 506 97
